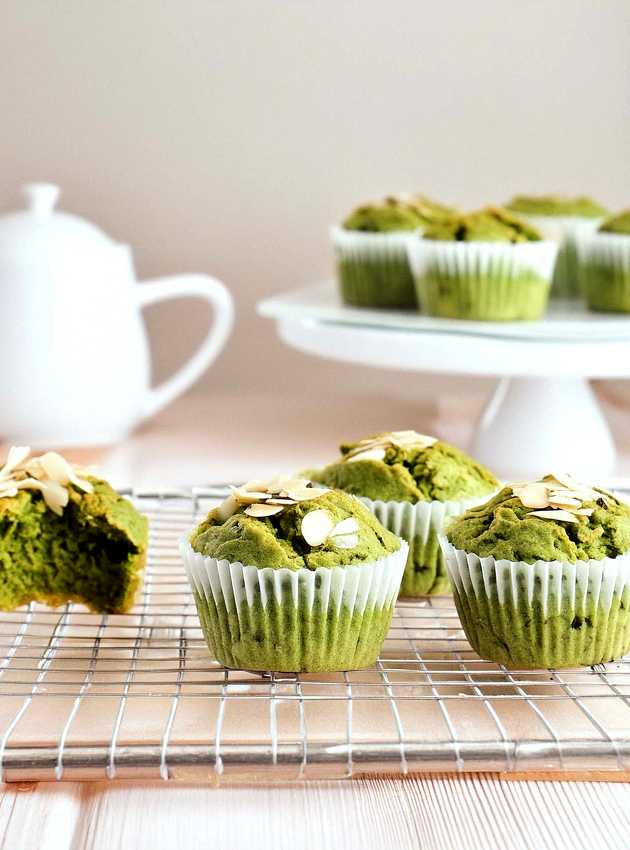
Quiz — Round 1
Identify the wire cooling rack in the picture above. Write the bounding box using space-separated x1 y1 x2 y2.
1 488 630 783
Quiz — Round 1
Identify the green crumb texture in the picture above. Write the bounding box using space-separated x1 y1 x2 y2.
446 486 630 563
0 480 148 613
342 194 455 233
599 210 630 235
422 207 542 243
507 194 608 219
190 490 401 570
311 439 499 504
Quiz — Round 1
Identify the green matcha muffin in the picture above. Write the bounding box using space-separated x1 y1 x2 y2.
333 194 456 310
0 446 148 613
307 431 499 597
505 195 608 298
181 477 407 672
441 473 630 668
407 207 557 321
579 210 630 313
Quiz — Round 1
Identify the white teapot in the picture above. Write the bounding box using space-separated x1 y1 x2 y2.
0 184 233 445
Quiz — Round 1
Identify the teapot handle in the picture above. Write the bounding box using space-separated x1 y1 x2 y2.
137 274 234 419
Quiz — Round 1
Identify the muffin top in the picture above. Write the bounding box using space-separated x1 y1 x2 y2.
0 445 144 534
599 210 630 235
446 473 630 563
308 431 499 504
342 194 454 233
190 477 401 570
506 194 608 218
405 193 457 223
422 207 541 243
0 445 148 550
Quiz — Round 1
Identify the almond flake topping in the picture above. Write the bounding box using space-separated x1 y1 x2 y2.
511 473 609 524
343 430 437 464
213 476 331 521
0 446 93 516
300 509 360 549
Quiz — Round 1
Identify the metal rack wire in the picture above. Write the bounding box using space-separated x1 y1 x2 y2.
0 488 629 782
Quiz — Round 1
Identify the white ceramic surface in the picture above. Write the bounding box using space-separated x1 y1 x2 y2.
258 282 630 478
258 281 630 341
0 183 234 445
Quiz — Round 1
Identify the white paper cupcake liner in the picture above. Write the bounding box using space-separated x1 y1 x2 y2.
331 225 419 309
513 213 604 298
578 232 630 313
359 495 488 596
181 537 408 672
407 239 557 320
440 538 630 668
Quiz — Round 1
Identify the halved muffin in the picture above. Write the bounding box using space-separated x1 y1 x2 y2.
0 447 148 613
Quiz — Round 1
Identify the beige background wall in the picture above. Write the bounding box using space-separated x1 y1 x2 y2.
2 0 629 404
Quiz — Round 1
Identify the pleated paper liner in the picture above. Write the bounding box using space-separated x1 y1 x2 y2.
331 226 418 309
440 538 630 668
578 231 630 313
513 213 603 298
407 239 557 320
359 495 489 597
181 538 408 673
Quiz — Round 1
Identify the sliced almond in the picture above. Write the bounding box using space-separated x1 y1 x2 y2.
345 448 387 464
0 446 30 478
330 517 360 537
301 509 335 547
0 446 93 515
528 509 579 523
244 503 284 518
264 476 311 495
232 490 270 505
546 473 599 501
575 508 594 516
16 477 69 516
265 498 296 506
547 488 583 499
390 430 436 448
548 496 582 508
332 533 359 549
547 472 580 489
286 487 330 502
240 479 270 493
512 483 549 508
32 451 93 493
215 494 238 521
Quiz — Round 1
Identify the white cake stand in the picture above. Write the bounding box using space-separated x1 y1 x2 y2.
258 283 630 479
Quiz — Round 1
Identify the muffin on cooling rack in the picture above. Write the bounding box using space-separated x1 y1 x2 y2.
505 194 608 298
441 473 630 668
579 210 630 313
0 446 148 613
332 194 456 310
180 477 407 673
407 207 558 321
306 431 499 597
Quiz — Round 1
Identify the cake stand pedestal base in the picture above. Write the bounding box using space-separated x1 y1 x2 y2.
471 377 616 480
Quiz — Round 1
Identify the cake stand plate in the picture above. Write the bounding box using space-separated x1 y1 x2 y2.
258 283 630 479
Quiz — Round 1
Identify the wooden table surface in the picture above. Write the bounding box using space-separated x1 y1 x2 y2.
2 390 630 850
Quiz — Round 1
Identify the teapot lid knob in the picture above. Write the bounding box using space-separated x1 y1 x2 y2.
22 183 61 217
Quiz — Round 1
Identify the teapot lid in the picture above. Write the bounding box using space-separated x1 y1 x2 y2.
0 183 115 263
